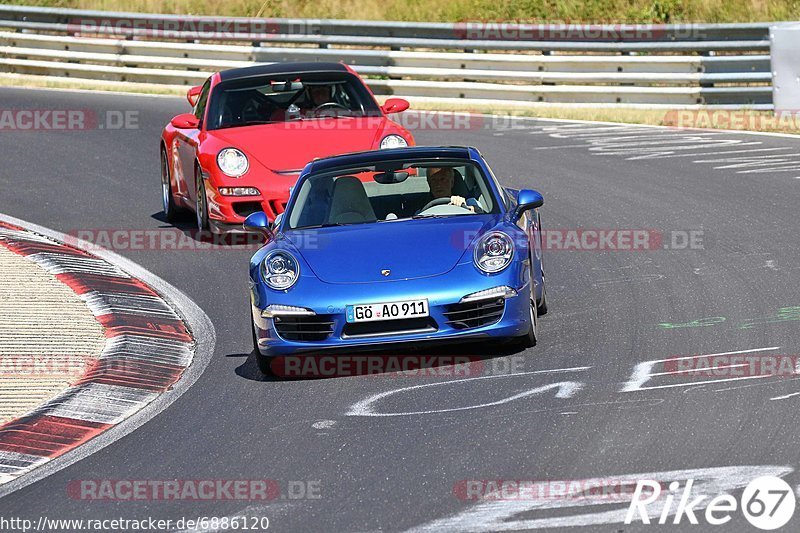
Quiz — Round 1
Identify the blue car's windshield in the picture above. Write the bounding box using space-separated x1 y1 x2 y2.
287 160 500 230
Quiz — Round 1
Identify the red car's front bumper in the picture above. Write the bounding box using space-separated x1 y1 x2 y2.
204 174 295 234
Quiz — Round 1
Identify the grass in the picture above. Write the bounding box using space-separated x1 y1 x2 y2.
2 73 796 135
6 0 800 22
0 73 186 95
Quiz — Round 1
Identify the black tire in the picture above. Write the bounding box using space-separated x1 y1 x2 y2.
536 213 548 315
252 312 273 376
513 293 538 350
160 148 181 223
537 268 549 316
196 171 210 232
511 249 540 349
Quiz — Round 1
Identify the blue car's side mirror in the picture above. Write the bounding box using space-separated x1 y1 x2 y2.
243 211 273 238
512 189 544 222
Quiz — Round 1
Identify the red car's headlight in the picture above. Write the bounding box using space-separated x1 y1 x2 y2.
217 148 249 177
380 135 408 149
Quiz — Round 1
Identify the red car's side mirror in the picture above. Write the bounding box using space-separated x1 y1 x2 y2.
187 85 203 107
170 113 200 129
381 98 410 114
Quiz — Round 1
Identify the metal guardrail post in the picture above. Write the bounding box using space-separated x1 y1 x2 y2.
770 24 800 114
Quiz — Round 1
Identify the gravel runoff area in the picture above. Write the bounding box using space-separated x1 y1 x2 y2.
0 244 106 424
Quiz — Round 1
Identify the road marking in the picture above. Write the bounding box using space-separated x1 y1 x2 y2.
621 347 781 392
771 392 800 401
512 121 800 174
346 367 590 417
409 465 793 532
621 147 791 161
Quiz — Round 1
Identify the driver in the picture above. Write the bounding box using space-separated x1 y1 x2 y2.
309 85 332 107
423 167 482 213
302 85 335 117
275 84 336 121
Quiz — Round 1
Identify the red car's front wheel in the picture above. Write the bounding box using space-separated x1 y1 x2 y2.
160 148 181 223
195 170 210 232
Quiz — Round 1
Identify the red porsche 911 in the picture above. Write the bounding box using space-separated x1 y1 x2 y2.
160 62 415 233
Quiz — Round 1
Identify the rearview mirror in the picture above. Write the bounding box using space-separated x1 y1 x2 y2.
512 189 544 221
374 171 409 184
381 98 410 114
243 211 273 238
170 113 200 129
187 85 202 107
271 81 304 92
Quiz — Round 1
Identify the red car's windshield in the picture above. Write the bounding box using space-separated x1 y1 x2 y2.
206 73 382 130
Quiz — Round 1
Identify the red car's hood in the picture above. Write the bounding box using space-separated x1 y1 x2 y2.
211 117 388 172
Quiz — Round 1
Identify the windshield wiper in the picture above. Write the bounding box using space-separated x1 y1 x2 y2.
412 213 467 219
316 114 354 119
216 120 274 129
294 221 377 230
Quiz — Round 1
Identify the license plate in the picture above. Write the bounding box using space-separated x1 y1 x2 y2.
346 299 429 323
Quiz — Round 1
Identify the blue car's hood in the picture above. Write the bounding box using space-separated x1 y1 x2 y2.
285 216 500 284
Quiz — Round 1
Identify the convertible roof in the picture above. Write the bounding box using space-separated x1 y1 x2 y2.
219 62 349 82
307 146 476 174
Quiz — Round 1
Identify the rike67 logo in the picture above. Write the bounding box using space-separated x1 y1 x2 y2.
627 476 795 530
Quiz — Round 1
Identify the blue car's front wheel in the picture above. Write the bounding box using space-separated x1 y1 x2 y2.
512 293 538 350
536 216 549 315
537 268 549 316
251 312 273 376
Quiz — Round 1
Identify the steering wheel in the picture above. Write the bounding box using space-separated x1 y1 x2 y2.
313 102 350 117
419 197 458 212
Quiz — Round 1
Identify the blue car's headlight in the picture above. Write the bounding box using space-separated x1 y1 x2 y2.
474 232 514 273
261 251 300 290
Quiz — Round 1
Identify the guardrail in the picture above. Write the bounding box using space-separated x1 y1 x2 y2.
0 5 784 108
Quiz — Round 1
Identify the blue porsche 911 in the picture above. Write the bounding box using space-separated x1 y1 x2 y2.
246 146 547 374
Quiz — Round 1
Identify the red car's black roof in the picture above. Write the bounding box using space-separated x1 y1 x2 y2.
218 62 349 82
307 146 476 174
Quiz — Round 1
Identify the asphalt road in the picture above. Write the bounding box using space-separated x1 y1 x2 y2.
1 87 800 532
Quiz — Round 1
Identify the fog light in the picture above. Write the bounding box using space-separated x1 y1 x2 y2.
219 187 260 196
460 286 517 303
261 304 316 318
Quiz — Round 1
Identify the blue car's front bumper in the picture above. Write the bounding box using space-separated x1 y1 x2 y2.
251 261 532 356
